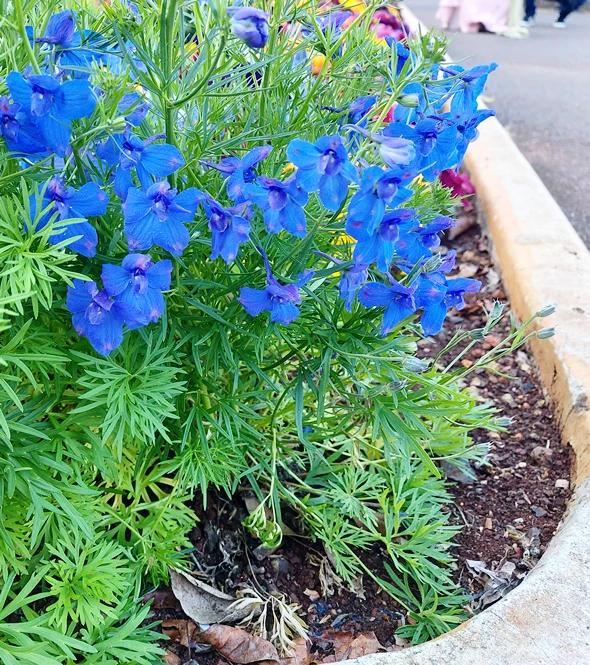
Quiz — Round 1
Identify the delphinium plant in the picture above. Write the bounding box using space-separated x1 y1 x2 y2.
0 0 555 661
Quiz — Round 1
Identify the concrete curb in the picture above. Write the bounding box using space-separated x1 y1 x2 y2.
338 7 590 664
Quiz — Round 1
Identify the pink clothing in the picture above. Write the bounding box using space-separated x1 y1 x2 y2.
436 0 510 34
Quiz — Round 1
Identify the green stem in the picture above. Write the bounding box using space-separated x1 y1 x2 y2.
14 0 41 74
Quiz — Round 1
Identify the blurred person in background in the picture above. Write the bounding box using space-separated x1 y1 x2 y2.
523 0 588 28
436 0 527 35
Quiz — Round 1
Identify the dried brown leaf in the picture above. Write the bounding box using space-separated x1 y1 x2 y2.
170 570 249 624
321 631 384 662
280 637 311 665
199 624 280 664
162 619 200 648
164 651 182 665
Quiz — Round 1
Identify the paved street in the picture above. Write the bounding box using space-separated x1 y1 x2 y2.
407 0 590 245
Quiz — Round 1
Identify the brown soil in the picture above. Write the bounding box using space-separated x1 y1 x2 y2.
152 214 572 664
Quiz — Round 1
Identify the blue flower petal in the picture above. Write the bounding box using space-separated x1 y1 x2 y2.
140 143 185 176
52 219 97 257
286 139 319 170
102 263 131 296
146 259 172 291
239 287 272 317
318 173 348 211
382 299 415 334
57 79 96 120
358 282 394 308
85 310 124 355
6 72 32 109
66 279 93 314
270 301 300 325
153 220 189 256
38 114 71 156
68 182 108 217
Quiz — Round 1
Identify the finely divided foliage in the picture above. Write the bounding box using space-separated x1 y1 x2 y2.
0 0 552 661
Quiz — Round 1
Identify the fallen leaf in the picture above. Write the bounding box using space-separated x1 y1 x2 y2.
303 589 320 602
170 570 249 625
162 619 200 648
280 637 311 665
164 651 182 665
321 631 384 662
143 588 181 609
198 624 279 664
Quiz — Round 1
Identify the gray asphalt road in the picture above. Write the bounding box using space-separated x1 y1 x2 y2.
407 0 590 246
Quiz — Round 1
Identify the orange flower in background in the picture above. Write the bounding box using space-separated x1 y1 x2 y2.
311 53 331 77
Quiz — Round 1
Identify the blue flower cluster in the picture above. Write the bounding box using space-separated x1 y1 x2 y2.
0 7 495 354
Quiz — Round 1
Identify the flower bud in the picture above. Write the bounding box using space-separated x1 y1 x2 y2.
536 304 556 318
537 327 556 339
229 7 269 49
109 115 128 132
398 93 420 108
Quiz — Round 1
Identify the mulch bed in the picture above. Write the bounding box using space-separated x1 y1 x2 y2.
151 211 572 665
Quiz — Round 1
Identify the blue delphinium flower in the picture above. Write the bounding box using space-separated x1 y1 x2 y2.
97 130 185 199
415 261 481 336
339 263 369 311
287 135 357 211
349 208 417 272
123 181 200 256
444 63 498 117
383 117 457 180
118 92 150 127
202 145 272 201
6 71 96 155
229 7 269 49
347 166 414 235
66 279 124 355
239 252 302 325
0 96 48 156
358 280 416 335
395 215 454 264
102 254 172 328
200 195 251 264
36 9 76 47
247 175 308 237
31 176 108 257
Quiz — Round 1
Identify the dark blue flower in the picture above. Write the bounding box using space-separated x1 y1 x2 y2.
444 63 498 117
36 10 76 47
446 107 495 165
346 166 413 235
229 7 269 49
202 145 272 201
247 175 308 237
123 181 200 256
358 280 416 335
414 255 481 335
287 135 357 211
383 117 457 180
97 130 185 199
395 215 454 264
339 263 369 311
445 276 481 310
200 195 251 264
102 254 172 328
239 252 302 325
31 176 108 257
348 96 377 126
118 92 150 127
66 279 124 355
6 71 96 155
0 96 48 156
349 208 417 272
